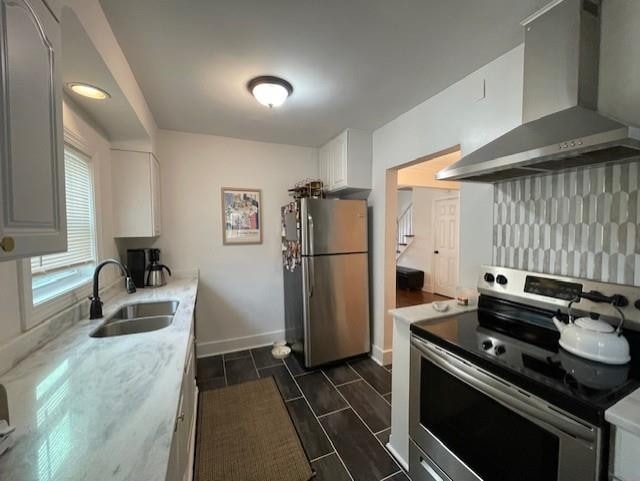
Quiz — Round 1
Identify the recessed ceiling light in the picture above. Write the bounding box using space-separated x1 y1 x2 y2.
247 76 293 108
67 82 111 100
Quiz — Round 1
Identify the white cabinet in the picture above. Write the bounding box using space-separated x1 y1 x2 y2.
0 0 66 261
111 149 162 237
318 129 371 194
611 426 640 481
166 334 197 481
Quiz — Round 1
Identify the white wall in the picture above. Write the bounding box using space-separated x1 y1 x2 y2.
370 45 525 364
153 130 317 356
0 101 119 349
397 188 458 292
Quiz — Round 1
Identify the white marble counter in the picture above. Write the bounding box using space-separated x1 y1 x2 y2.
389 298 478 325
387 298 477 469
0 276 198 481
606 387 640 437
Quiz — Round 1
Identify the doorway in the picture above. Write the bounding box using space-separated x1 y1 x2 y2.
390 147 461 308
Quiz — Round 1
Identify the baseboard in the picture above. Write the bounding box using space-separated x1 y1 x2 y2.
371 344 393 366
422 283 433 293
196 329 286 358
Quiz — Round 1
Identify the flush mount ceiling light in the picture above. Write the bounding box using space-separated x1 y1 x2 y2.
247 76 293 108
66 82 111 100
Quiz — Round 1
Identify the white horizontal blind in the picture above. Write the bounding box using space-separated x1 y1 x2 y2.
31 148 96 274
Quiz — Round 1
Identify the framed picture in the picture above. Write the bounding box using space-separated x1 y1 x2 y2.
222 188 262 245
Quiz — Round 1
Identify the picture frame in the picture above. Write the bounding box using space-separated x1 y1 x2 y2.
221 188 262 245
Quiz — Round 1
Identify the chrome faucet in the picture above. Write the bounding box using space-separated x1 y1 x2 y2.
89 259 137 319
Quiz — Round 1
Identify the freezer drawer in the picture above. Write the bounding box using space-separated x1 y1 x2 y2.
302 253 370 367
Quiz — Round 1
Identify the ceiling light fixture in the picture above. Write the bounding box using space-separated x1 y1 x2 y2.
67 82 111 100
247 76 293 108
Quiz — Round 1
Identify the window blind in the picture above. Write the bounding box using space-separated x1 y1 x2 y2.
31 148 96 274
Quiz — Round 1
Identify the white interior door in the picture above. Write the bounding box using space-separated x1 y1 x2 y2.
432 196 459 297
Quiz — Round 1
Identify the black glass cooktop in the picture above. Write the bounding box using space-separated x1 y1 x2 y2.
410 296 640 426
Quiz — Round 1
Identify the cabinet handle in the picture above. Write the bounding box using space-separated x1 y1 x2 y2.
0 237 15 252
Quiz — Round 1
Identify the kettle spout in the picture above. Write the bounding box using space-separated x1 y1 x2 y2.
552 314 566 333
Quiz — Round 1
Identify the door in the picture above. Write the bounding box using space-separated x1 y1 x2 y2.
432 196 458 297
332 131 348 190
0 0 66 260
151 155 162 236
301 198 367 255
302 253 369 366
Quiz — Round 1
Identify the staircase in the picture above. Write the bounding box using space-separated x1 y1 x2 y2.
396 203 414 260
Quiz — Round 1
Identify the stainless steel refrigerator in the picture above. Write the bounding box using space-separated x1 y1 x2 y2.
282 198 370 368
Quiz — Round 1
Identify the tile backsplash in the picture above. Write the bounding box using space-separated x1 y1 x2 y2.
493 161 640 286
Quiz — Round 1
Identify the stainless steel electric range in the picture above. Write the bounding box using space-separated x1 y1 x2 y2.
409 266 640 481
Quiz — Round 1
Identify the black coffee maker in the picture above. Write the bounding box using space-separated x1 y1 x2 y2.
145 248 172 287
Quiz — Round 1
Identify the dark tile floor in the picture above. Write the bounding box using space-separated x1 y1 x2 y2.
197 347 407 481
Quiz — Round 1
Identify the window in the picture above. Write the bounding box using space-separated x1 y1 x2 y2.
30 147 97 305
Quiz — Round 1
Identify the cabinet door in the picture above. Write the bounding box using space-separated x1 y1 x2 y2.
0 0 66 261
331 132 348 190
151 155 161 236
318 144 330 190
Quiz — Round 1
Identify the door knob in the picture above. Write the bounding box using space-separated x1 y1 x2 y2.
0 237 15 252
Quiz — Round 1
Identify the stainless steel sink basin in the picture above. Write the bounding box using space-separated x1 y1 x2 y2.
111 301 179 320
91 315 174 338
90 301 179 338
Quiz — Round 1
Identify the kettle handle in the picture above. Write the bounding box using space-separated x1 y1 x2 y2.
160 264 172 276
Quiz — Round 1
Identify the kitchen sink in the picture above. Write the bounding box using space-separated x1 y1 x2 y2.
110 301 179 320
90 301 179 338
91 315 174 338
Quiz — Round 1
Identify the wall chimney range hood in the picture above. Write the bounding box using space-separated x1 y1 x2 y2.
437 0 640 183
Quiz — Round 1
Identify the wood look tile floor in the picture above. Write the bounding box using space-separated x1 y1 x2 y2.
395 287 449 308
196 349 407 481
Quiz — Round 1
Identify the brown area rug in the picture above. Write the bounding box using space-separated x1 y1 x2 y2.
195 377 314 481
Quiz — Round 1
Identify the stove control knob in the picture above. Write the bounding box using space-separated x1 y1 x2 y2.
484 273 495 283
635 299 640 311
496 275 508 285
495 345 506 355
481 340 493 350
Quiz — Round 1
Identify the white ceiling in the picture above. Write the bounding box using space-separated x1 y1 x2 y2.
61 8 148 141
99 0 548 147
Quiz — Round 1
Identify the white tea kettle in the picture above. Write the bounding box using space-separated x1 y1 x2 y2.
552 299 630 365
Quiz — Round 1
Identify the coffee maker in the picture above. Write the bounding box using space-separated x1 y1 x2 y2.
126 248 151 288
145 248 172 287
126 248 172 288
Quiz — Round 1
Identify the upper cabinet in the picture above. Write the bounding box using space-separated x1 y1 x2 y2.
0 0 66 262
111 149 162 238
319 129 372 194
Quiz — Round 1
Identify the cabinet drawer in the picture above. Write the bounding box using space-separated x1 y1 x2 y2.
410 440 452 481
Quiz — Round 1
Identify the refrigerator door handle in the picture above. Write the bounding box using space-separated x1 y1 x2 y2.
307 214 315 256
307 214 315 297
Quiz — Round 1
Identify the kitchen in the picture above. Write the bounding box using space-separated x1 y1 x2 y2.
0 0 639 480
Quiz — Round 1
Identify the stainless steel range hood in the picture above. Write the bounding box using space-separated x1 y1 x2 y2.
437 0 640 183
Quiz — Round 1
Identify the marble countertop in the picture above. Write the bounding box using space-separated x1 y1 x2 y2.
389 298 478 325
0 276 198 481
606 387 640 437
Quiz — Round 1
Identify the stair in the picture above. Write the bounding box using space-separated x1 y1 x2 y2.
396 203 414 260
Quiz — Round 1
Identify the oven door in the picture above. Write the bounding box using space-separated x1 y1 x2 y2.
409 335 602 481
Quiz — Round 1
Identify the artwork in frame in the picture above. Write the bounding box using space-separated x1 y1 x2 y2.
222 188 262 245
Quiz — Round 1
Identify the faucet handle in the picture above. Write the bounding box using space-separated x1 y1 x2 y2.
125 277 137 294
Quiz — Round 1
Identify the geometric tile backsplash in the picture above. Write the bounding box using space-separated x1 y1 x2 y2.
493 160 640 286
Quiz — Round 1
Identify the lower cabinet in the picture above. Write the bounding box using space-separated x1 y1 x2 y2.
611 426 640 481
166 334 197 481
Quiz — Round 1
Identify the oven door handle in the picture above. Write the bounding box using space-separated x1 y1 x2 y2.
411 336 596 444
